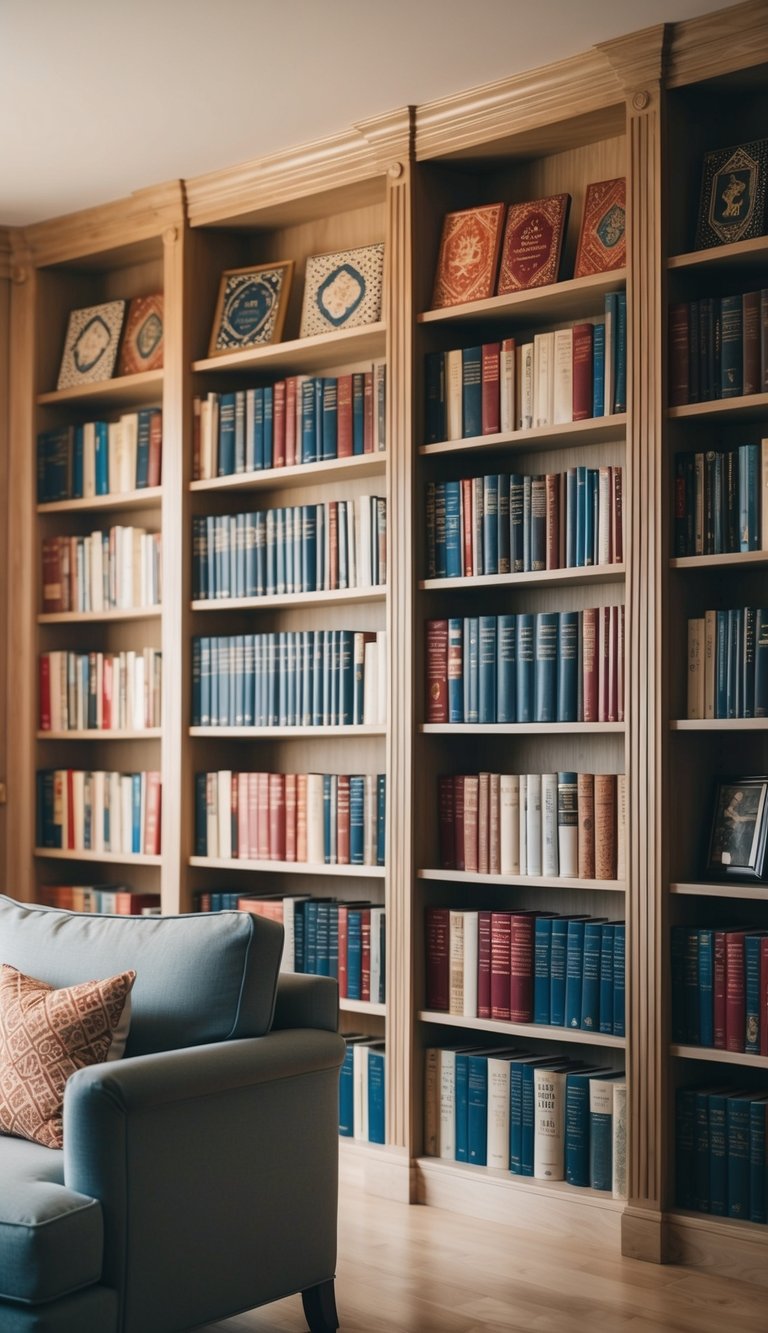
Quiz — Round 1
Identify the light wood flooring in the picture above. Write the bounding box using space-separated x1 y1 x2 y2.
203 1182 768 1333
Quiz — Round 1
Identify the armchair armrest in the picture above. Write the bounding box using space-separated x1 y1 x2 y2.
272 972 339 1032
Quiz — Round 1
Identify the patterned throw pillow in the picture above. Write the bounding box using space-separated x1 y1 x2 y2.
0 963 136 1149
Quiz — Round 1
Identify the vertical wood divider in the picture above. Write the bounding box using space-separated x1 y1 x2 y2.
0 233 11 881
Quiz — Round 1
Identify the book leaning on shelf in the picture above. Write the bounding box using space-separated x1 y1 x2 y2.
191 630 387 728
669 289 768 406
677 1085 768 1223
195 770 385 867
426 466 622 578
36 770 161 855
672 925 768 1055
193 362 386 480
425 609 624 725
42 527 162 613
437 771 625 881
674 440 768 556
687 607 768 719
423 1046 626 1196
340 1038 386 1144
37 409 162 502
38 884 160 915
192 495 386 599
39 648 162 731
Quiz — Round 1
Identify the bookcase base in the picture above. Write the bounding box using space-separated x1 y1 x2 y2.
339 1141 415 1203
620 1206 667 1264
665 1211 768 1287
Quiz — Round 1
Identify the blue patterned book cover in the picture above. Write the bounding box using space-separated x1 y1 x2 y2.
300 244 384 337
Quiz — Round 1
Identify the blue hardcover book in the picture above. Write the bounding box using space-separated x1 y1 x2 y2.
444 481 462 577
243 634 255 726
301 378 317 464
455 1052 470 1162
465 617 479 724
448 618 464 723
565 1069 614 1187
72 425 84 499
534 611 558 722
328 902 339 980
550 918 570 1027
287 632 298 725
194 773 207 855
316 899 331 972
328 629 339 727
745 933 765 1053
252 388 264 470
727 1094 751 1218
462 347 482 439
708 1090 729 1216
521 1063 539 1177
534 916 554 1024
586 468 598 565
339 1043 355 1135
131 773 142 854
349 776 365 865
522 474 532 572
478 616 497 724
367 1047 386 1144
266 632 279 726
614 292 627 413
284 507 294 595
575 466 588 567
508 1058 526 1174
377 774 386 866
314 377 324 462
218 392 236 476
749 1098 768 1224
592 322 606 418
277 631 289 727
509 475 524 572
589 1076 617 1191
265 510 277 596
496 613 516 724
311 630 323 726
604 292 618 415
425 351 446 444
339 629 354 725
304 901 318 976
580 921 603 1031
742 606 756 718
467 1053 488 1165
346 909 362 998
254 512 266 595
352 373 365 455
564 918 585 1029
739 444 760 552
698 928 714 1047
94 421 109 494
275 509 286 597
233 391 246 472
726 607 741 718
234 632 246 727
322 378 338 460
301 505 317 593
557 610 579 722
599 924 615 1034
613 923 626 1038
292 504 302 593
498 475 510 573
515 613 534 723
483 475 499 575
565 468 577 568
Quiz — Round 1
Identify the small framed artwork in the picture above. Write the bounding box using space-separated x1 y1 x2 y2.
705 776 768 881
208 262 294 356
574 178 626 278
117 293 164 376
694 138 768 250
57 300 126 390
299 243 384 338
431 203 505 309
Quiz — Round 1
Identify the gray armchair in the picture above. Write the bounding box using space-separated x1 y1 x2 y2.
0 895 345 1333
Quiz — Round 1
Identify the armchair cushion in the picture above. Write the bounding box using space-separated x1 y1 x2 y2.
0 897 283 1056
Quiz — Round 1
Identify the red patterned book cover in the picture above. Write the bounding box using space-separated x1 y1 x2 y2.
725 931 747 1052
285 378 298 467
454 776 465 871
256 772 270 861
497 194 570 294
117 293 164 376
509 913 535 1022
337 774 350 864
461 477 473 575
715 929 728 1049
296 773 307 862
490 911 512 1021
574 179 626 278
431 203 506 309
478 910 492 1019
284 773 296 861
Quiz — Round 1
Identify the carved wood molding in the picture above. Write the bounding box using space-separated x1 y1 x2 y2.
598 24 668 96
667 0 768 88
19 180 186 269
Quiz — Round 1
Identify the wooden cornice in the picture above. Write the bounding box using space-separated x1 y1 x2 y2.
667 0 768 88
18 180 186 270
598 25 668 95
186 108 413 227
414 47 625 161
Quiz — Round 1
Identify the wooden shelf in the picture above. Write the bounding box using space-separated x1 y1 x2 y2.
340 998 386 1017
670 718 768 731
668 392 768 423
192 586 386 612
420 565 625 592
190 451 386 495
37 369 164 410
38 607 162 624
421 722 625 735
418 868 625 892
37 488 162 515
193 322 386 376
416 1156 623 1211
671 1044 768 1070
418 271 626 328
189 856 385 877
37 729 161 740
668 235 768 271
670 551 768 570
419 1009 626 1048
189 724 386 738
34 848 162 866
670 881 768 901
420 415 627 458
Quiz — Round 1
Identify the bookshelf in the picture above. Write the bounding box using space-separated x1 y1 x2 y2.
3 0 768 1282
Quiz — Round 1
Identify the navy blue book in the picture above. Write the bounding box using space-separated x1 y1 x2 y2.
322 378 338 460
564 918 585 1029
498 475 510 573
455 1052 470 1163
194 773 207 855
433 483 447 578
251 388 264 471
218 393 236 475
754 609 768 716
496 613 516 724
314 378 324 462
599 924 615 1035
515 613 534 724
425 351 445 444
585 468 597 565
376 774 386 867
698 928 714 1047
263 387 274 469
550 917 570 1027
749 1097 768 1224
339 630 354 725
448 618 464 723
565 468 577 568
72 426 84 498
462 347 482 439
520 1062 540 1177
726 607 741 717
346 908 362 999
316 899 331 973
349 777 365 866
534 917 553 1024
580 921 603 1031
727 1093 751 1219
575 466 588 567
352 373 365 455
739 444 760 552
565 1068 614 1187
467 1053 488 1165
676 1088 696 1209
613 923 626 1038
465 617 479 724
534 611 558 722
483 475 499 575
510 475 524 572
301 378 318 464
604 293 618 414
592 322 606 418
557 611 579 722
339 1043 355 1135
444 481 462 578
367 1047 386 1144
478 616 497 724
614 292 627 414
708 1089 728 1216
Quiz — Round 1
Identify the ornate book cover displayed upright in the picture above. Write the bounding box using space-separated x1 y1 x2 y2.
574 179 626 278
695 139 768 250
497 194 570 294
431 204 506 309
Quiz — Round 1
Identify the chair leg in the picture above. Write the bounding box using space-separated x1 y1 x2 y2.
302 1278 339 1332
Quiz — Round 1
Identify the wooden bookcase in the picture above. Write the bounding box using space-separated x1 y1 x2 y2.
3 0 768 1281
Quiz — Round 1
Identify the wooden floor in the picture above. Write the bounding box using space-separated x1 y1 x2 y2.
202 1183 768 1333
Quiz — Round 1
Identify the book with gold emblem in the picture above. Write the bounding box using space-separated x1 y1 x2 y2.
431 203 506 309
497 194 570 294
695 139 768 250
574 179 626 278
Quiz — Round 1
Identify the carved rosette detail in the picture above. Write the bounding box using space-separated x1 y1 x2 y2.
632 90 650 111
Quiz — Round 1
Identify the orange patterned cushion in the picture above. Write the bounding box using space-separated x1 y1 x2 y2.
0 963 136 1149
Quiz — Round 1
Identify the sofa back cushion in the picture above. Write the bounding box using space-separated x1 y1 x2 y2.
0 897 284 1056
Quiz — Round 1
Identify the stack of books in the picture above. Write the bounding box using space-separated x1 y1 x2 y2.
36 769 161 855
37 884 160 914
686 608 768 718
37 409 162 500
340 1037 386 1144
674 442 768 556
669 290 768 406
677 1085 768 1221
42 527 162 613
672 925 768 1053
38 648 162 731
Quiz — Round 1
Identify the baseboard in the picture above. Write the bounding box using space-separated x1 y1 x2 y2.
665 1210 768 1286
338 1140 415 1202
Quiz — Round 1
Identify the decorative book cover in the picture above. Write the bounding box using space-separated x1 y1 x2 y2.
117 294 164 376
695 139 768 250
497 194 570 294
574 179 626 278
57 300 126 389
431 203 505 309
210 262 293 355
299 243 384 338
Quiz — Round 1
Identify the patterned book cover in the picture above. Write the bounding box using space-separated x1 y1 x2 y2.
497 193 570 293
431 203 505 309
574 179 626 278
299 243 384 338
57 300 126 390
695 138 768 249
117 293 164 376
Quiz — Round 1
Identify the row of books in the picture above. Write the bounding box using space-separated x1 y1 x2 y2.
37 884 160 915
194 770 386 867
36 410 163 503
672 925 768 1055
192 363 387 480
35 769 162 855
437 771 625 882
426 908 625 1034
425 609 625 725
669 290 768 406
218 895 386 1002
191 630 388 729
687 608 768 720
674 442 768 557
424 1047 626 1194
340 1038 386 1144
424 300 627 443
425 466 623 579
41 528 162 614
38 648 162 733
676 1085 768 1222
191 496 386 601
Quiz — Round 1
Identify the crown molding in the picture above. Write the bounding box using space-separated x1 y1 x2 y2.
186 108 413 227
598 25 668 94
18 180 186 270
666 0 768 88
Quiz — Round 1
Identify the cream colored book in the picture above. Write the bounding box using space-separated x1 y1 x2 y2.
217 769 232 860
704 609 716 718
500 340 516 433
518 342 534 430
463 911 478 1018
518 773 528 876
445 349 463 440
533 1066 567 1180
487 1055 513 1169
533 331 555 427
439 1048 457 1159
553 327 573 424
449 910 465 1016
499 773 520 874
305 772 324 864
612 1080 628 1199
616 773 627 883
526 771 542 877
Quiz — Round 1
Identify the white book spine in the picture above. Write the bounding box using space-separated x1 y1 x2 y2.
533 332 555 428
533 1067 566 1179
353 1044 369 1141
438 1049 456 1159
445 350 463 440
463 911 479 1018
553 328 573 424
449 910 465 1016
542 773 559 877
370 906 383 1000
526 772 542 877
612 1081 628 1199
518 773 528 876
704 609 716 718
499 773 520 875
305 773 324 864
363 642 378 725
500 343 516 433
598 466 612 565
376 630 387 725
520 343 534 430
487 1058 511 1169
217 770 232 860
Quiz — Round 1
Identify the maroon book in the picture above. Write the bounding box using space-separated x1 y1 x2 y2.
438 774 456 868
509 913 535 1022
425 619 448 723
607 605 619 723
478 911 492 1019
337 773 350 864
572 323 594 420
432 203 506 309
618 606 625 723
714 929 727 1049
268 773 286 861
743 290 761 395
477 771 490 874
285 378 297 468
612 467 624 564
725 930 747 1053
481 342 501 435
669 303 691 407
284 773 297 862
426 907 450 1010
461 477 473 576
147 410 163 487
490 911 512 1021
497 194 570 294
454 776 466 871
598 608 610 723
337 374 353 457
582 607 599 722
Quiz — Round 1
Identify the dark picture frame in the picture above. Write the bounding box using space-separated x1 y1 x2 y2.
705 776 768 881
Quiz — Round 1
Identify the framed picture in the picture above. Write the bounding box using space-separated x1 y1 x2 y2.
117 293 164 376
705 776 768 881
299 243 384 338
209 262 293 356
574 178 626 278
57 300 126 390
694 138 768 250
431 203 505 309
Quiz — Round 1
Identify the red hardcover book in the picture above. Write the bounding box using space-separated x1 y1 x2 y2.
273 381 286 469
463 774 479 874
574 178 626 277
454 775 466 871
363 372 374 453
337 374 353 456
598 608 610 723
618 606 625 723
247 772 259 861
285 378 297 468
295 772 307 862
497 194 570 293
582 607 599 722
338 905 349 998
328 501 339 590
545 473 560 570
337 773 350 864
725 930 747 1052
256 772 270 861
425 619 448 722
489 772 500 875
577 773 595 879
143 772 162 855
102 655 113 731
481 342 501 435
760 937 768 1056
509 913 535 1022
230 772 239 857
432 203 506 309
360 907 371 1002
237 773 249 861
572 323 594 421
39 654 51 730
607 605 619 722
743 290 761 395
669 303 691 407
478 910 492 1018
118 294 163 376
192 398 201 480
714 929 727 1049
147 410 163 487
268 773 286 861
438 774 456 868
114 891 161 915
461 477 473 576
477 771 489 874
284 772 297 861
426 906 450 1010
490 911 512 1021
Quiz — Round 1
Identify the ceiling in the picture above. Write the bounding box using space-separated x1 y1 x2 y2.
0 0 744 227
